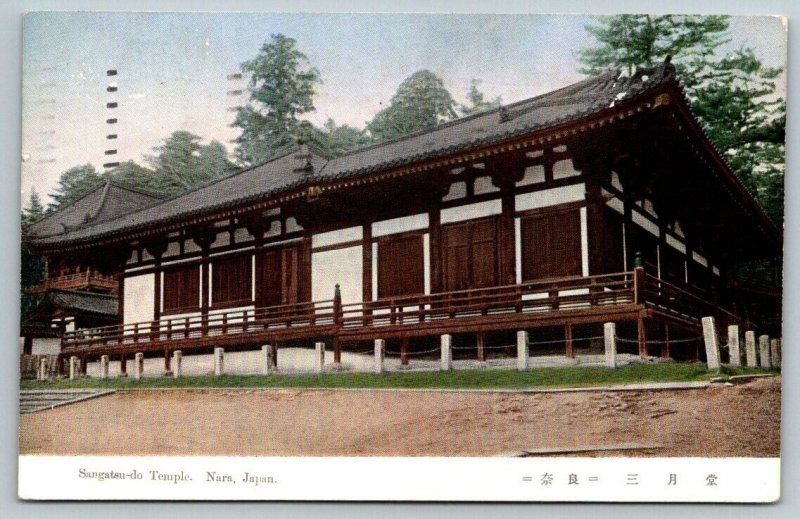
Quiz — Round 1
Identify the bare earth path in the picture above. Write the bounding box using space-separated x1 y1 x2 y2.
19 377 780 457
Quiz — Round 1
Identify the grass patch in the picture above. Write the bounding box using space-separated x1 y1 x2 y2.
20 363 777 391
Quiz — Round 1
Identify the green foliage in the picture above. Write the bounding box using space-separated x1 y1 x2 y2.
20 363 776 390
366 70 458 142
145 131 237 196
21 191 46 323
232 34 321 165
579 15 785 275
457 79 501 117
47 164 104 211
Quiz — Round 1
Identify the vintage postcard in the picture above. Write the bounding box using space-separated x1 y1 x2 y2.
18 12 784 502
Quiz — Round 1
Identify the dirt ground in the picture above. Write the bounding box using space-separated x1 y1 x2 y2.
19 377 780 457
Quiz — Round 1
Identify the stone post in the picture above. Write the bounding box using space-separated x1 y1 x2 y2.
727 325 741 367
261 345 274 375
701 316 721 371
38 357 49 381
745 331 757 367
172 350 182 378
374 339 385 374
214 347 224 376
134 352 144 380
69 356 79 380
100 355 109 379
770 339 780 370
516 331 529 371
315 342 325 373
604 322 617 369
758 335 771 368
440 334 452 371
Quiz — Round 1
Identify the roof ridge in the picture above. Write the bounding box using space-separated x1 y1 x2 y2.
23 179 107 231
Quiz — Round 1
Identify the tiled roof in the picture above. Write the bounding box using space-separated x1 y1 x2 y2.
26 180 166 240
43 289 118 317
29 64 681 247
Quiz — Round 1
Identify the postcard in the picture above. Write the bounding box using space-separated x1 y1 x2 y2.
18 12 784 502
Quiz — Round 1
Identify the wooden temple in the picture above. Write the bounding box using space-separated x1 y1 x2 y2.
24 62 782 373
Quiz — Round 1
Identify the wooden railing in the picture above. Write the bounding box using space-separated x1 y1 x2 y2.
339 272 636 330
61 270 745 353
62 299 336 352
28 270 118 294
641 273 743 328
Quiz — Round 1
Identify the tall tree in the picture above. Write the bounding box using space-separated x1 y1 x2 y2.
457 79 501 117
48 164 104 211
311 119 371 157
21 189 45 226
232 34 321 165
146 131 237 196
366 70 457 142
21 191 46 321
579 15 785 282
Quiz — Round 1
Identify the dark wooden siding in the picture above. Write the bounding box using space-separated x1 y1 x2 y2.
162 264 200 313
520 209 581 280
601 208 625 273
211 254 252 307
442 217 498 291
257 244 310 307
378 234 424 298
660 244 686 285
628 225 658 273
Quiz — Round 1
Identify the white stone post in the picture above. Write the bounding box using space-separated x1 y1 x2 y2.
134 352 144 380
701 317 721 371
261 345 274 375
770 339 780 370
69 356 78 380
604 322 618 369
440 334 452 371
727 325 741 367
315 342 325 373
516 331 529 371
745 331 757 367
172 350 182 378
214 347 225 376
759 335 771 368
38 357 49 381
374 339 385 374
100 355 109 379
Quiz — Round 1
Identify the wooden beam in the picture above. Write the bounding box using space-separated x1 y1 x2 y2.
565 323 574 358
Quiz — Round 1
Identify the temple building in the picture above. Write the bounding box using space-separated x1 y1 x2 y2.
23 62 782 373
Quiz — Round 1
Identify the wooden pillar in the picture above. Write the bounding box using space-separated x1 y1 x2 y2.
153 259 162 322
120 353 127 376
565 323 574 358
623 193 634 270
333 284 342 364
499 189 516 285
637 316 647 358
661 323 671 359
117 271 125 324
80 355 88 376
164 349 171 372
271 342 279 369
477 332 486 362
691 342 700 362
584 170 606 276
362 223 372 303
428 208 442 293
400 336 410 365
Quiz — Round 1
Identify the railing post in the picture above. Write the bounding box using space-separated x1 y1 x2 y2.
516 331 529 371
633 266 645 305
745 331 757 367
476 332 486 363
333 284 342 365
400 336 410 366
758 335 771 368
440 334 452 371
727 325 741 367
604 322 617 369
701 316 721 372
374 339 385 374
565 324 574 359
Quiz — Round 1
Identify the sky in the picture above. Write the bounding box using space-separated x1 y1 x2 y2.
20 12 787 208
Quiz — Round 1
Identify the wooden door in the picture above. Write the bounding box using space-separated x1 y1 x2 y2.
257 244 308 307
520 209 581 281
442 217 499 292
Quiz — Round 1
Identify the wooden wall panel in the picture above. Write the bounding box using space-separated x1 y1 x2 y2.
377 234 425 298
162 264 200 313
442 217 499 291
211 254 252 306
520 209 581 280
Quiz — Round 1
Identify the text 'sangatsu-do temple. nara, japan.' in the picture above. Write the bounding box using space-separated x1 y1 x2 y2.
23 62 783 374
